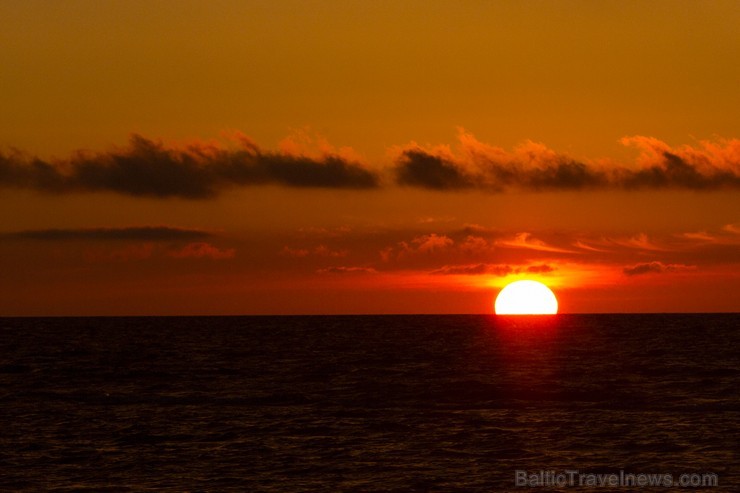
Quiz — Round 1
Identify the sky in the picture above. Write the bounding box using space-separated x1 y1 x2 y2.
1 0 738 315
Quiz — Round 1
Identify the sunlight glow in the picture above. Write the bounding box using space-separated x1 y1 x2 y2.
494 280 558 315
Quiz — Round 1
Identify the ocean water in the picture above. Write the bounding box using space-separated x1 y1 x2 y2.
0 314 737 492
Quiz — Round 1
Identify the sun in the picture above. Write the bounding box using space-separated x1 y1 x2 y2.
494 280 558 315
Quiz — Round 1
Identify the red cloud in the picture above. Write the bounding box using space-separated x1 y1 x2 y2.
84 243 156 262
316 266 378 275
431 263 513 276
412 234 454 253
169 242 235 260
496 232 577 254
281 245 347 257
431 263 556 276
623 261 696 276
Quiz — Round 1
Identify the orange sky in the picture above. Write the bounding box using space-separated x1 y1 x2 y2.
1 1 738 315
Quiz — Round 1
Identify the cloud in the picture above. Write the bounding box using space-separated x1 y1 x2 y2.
384 233 456 260
612 233 667 251
431 263 513 276
3 132 737 199
623 261 696 276
316 266 378 275
412 233 454 253
168 242 235 260
431 262 556 276
376 228 578 272
496 232 577 253
0 134 379 199
2 226 213 241
281 245 347 258
395 149 476 190
573 240 611 253
393 131 607 191
460 224 501 236
392 131 740 192
417 215 456 224
312 245 348 257
679 231 716 242
280 246 310 257
526 263 555 273
296 226 352 238
86 243 156 262
459 235 492 254
618 136 740 190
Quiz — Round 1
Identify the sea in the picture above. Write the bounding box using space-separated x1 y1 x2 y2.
0 314 737 492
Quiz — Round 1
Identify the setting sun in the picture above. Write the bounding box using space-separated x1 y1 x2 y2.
495 280 559 315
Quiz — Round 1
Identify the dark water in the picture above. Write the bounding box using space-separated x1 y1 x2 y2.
0 314 738 492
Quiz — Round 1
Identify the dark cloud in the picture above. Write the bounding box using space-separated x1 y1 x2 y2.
0 134 379 199
3 133 738 198
619 152 740 190
458 224 504 237
623 261 696 276
393 148 612 191
2 226 213 241
392 135 740 192
395 150 475 190
526 264 556 273
431 262 556 276
431 263 513 276
524 160 608 190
